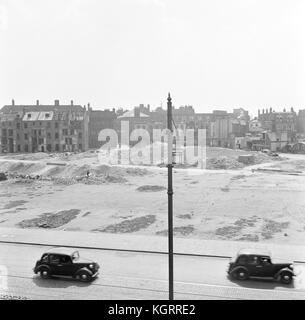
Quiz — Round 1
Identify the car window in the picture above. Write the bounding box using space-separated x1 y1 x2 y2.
41 254 48 263
60 255 71 264
49 255 60 264
247 255 259 265
260 257 271 265
237 255 247 264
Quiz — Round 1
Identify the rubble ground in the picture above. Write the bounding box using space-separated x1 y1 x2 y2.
0 149 303 245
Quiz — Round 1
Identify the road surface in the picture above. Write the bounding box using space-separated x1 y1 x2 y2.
1 243 305 300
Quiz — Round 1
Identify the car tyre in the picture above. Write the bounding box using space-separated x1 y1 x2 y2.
40 268 51 279
235 269 249 281
280 272 292 284
77 271 92 282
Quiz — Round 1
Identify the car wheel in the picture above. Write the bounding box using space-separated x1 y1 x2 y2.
280 272 292 284
78 271 92 282
235 269 249 280
40 268 51 279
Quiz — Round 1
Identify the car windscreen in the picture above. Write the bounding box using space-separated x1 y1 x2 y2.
72 251 80 260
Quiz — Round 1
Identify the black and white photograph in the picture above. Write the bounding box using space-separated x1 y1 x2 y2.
1 0 305 307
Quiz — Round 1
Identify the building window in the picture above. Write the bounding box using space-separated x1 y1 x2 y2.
62 129 68 135
39 138 44 144
47 122 51 128
24 145 29 152
55 144 59 151
17 133 20 140
17 145 21 152
8 129 13 136
47 144 52 152
47 132 51 139
79 144 82 150
55 132 59 139
78 132 82 139
24 123 28 129
24 134 28 140
17 123 21 129
38 129 41 136
55 122 59 128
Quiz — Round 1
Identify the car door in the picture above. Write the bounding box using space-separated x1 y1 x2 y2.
246 255 260 276
58 255 74 276
48 254 63 275
255 256 274 277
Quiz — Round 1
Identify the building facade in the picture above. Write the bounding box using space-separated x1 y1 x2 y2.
0 100 89 153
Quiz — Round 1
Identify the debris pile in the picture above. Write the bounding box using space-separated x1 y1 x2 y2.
0 172 7 181
93 215 156 233
17 209 81 229
136 185 166 192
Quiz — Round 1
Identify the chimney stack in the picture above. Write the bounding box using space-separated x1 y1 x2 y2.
36 100 39 106
12 99 15 106
71 100 74 106
54 100 60 106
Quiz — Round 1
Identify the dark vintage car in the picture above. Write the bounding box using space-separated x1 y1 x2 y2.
227 249 295 284
33 247 100 282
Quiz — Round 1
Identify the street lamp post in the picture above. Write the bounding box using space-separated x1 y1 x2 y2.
167 93 174 300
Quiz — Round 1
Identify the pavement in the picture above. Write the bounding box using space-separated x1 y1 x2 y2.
1 227 305 262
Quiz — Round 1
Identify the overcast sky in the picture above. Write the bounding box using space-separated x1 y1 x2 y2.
0 0 304 115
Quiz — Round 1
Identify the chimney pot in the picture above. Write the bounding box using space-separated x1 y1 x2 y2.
12 99 15 106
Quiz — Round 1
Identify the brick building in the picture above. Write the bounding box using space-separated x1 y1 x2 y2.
0 100 89 153
88 107 117 148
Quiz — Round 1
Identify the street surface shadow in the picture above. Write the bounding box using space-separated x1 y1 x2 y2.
227 275 295 290
32 275 98 288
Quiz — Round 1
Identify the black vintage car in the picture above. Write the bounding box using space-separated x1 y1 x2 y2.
33 248 100 282
227 249 295 284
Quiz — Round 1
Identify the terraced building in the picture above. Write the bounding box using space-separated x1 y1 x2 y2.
0 100 89 153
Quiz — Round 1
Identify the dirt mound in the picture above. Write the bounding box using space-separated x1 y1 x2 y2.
93 215 156 233
17 209 81 229
207 156 244 170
